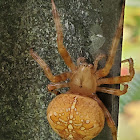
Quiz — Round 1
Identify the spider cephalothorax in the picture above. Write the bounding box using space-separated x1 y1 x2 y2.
30 0 135 140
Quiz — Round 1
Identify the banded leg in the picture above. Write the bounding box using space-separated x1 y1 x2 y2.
95 0 125 79
51 0 76 71
30 49 71 83
97 58 135 86
97 84 128 96
91 94 117 140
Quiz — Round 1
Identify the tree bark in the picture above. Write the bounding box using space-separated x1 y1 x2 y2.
0 0 123 139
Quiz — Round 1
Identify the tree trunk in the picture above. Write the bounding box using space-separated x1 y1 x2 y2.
0 0 123 139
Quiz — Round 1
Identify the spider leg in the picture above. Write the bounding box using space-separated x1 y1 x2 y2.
48 82 69 95
95 0 125 79
30 49 71 83
77 57 86 66
91 94 117 140
97 84 128 96
93 54 106 73
51 0 76 71
47 82 69 91
97 58 134 85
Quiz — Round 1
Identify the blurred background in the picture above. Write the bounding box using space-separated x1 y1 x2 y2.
118 0 140 139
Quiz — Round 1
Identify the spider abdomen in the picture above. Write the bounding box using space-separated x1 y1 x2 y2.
47 93 105 140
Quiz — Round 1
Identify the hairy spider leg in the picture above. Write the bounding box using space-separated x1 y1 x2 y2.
91 94 117 140
95 0 125 79
96 84 128 96
30 49 71 83
97 58 134 85
93 54 106 73
51 0 76 71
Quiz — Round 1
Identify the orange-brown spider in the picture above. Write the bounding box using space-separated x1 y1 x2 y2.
30 0 135 140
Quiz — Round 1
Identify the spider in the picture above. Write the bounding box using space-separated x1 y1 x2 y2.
30 0 135 140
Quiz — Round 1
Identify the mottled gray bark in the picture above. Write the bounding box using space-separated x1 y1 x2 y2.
0 0 123 140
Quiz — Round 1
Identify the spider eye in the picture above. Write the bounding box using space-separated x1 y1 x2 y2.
82 63 88 67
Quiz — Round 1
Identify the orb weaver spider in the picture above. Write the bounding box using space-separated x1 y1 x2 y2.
30 0 135 139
